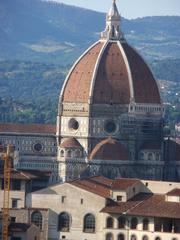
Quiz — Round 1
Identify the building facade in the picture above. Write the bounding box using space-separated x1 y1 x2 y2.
26 176 180 240
0 169 50 240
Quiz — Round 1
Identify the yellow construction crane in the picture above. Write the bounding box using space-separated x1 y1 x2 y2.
0 145 13 240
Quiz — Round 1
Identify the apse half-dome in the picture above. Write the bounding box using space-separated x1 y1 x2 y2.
89 138 129 161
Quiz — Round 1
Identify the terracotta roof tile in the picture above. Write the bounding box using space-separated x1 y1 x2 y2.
102 193 180 219
61 41 161 105
129 194 180 219
0 123 56 135
60 137 82 148
112 178 140 190
101 193 150 214
70 176 140 198
63 42 104 103
71 177 111 198
167 188 180 196
89 138 129 161
122 43 161 104
93 42 131 104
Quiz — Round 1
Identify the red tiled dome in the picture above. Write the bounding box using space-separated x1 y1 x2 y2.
89 138 129 161
61 41 161 105
60 138 82 148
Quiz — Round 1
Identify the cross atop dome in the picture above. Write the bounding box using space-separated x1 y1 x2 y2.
101 0 123 40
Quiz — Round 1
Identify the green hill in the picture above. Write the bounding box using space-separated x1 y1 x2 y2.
0 0 180 63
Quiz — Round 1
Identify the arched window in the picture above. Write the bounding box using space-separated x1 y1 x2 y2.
75 149 81 158
131 235 137 240
118 233 125 240
58 212 70 232
148 153 153 161
156 153 160 161
118 217 126 229
143 218 149 231
143 236 149 240
155 237 161 240
83 214 95 233
66 150 71 158
131 218 138 229
140 152 144 160
60 150 64 157
31 211 42 230
106 233 114 240
106 217 114 228
112 26 115 37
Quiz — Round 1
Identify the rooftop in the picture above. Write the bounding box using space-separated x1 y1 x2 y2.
0 123 56 135
101 193 180 219
60 137 82 148
167 188 180 196
70 176 140 198
0 169 52 180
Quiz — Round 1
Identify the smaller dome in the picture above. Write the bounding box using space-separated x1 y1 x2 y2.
60 138 82 148
89 138 129 161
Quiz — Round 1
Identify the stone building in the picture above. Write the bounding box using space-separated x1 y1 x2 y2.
26 175 180 240
0 123 59 183
0 208 48 240
0 168 51 210
0 169 50 240
0 0 180 182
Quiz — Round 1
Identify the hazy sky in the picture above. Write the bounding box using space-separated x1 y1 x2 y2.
49 0 180 19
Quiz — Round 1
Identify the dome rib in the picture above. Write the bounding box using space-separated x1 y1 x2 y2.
121 42 161 104
89 40 109 104
61 41 104 103
92 42 131 104
117 41 134 101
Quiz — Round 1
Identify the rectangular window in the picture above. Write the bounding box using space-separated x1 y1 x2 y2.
117 196 123 202
12 199 18 208
1 180 4 190
11 217 16 223
61 196 66 203
11 180 21 191
81 199 83 204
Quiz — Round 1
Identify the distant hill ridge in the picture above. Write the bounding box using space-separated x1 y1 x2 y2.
0 0 180 63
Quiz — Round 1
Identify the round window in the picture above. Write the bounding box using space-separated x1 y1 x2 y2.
34 143 43 152
104 120 117 134
68 118 79 131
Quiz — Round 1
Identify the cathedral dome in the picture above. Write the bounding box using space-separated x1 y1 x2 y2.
60 1 161 105
89 138 129 161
